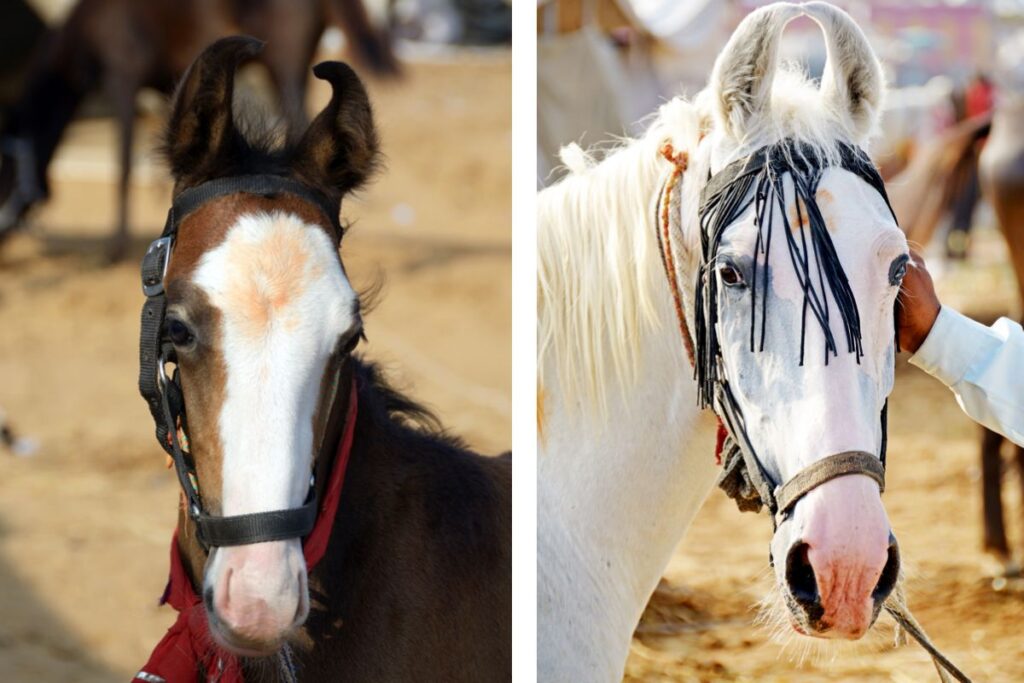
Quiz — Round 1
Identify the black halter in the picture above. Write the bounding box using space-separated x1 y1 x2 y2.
684 140 897 525
138 174 341 550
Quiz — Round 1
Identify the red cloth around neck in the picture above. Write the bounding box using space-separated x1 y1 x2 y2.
132 384 358 683
714 418 728 466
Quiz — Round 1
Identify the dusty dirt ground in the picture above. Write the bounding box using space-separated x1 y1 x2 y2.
625 224 1024 682
0 52 510 681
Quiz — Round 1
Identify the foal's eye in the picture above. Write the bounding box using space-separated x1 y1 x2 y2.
340 324 364 356
718 263 746 288
166 318 195 347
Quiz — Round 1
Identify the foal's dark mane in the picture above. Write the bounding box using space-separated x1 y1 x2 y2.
350 357 465 451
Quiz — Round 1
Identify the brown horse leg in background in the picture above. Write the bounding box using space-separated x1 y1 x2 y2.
104 71 141 260
327 0 401 76
235 0 403 146
889 114 991 250
262 39 317 144
236 0 318 142
981 427 1011 562
980 397 1024 576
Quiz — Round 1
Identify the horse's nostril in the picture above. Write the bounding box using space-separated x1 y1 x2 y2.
785 542 819 607
872 535 901 603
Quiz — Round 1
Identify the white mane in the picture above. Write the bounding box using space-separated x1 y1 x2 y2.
538 62 878 415
537 97 702 415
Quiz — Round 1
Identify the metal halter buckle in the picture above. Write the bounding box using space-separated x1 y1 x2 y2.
156 354 170 391
142 236 173 297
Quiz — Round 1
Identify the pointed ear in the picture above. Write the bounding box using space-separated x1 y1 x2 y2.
710 3 801 141
292 62 380 195
164 36 263 186
802 2 884 141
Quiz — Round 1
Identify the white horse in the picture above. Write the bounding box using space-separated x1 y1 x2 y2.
538 3 911 680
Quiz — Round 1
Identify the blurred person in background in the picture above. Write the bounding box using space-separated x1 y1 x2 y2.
966 71 995 121
946 71 993 260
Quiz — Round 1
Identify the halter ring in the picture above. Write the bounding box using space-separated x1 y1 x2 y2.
156 356 170 391
141 236 173 297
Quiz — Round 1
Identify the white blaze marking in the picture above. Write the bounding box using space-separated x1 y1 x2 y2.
193 211 358 516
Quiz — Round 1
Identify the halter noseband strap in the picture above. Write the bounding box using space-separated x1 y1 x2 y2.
775 451 885 515
657 139 894 525
138 174 342 550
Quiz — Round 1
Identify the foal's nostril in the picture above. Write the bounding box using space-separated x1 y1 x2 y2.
872 535 901 604
293 570 309 626
785 542 819 608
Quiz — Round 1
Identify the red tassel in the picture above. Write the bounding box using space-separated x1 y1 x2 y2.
714 418 727 466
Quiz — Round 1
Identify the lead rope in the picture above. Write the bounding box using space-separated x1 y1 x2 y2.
277 644 299 683
653 141 972 683
885 587 972 683
654 142 740 473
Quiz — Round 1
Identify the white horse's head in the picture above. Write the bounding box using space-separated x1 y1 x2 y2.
681 2 908 639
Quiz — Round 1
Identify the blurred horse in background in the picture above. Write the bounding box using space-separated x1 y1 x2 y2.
0 0 399 260
886 113 991 252
873 77 957 181
977 93 1024 577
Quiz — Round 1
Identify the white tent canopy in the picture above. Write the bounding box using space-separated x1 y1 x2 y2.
626 0 726 51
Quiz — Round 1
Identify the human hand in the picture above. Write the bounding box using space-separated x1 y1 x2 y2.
896 249 942 353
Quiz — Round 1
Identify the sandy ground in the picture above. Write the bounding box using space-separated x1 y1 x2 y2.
625 224 1024 682
0 53 510 681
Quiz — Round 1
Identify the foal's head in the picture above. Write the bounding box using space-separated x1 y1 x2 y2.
685 3 908 639
160 37 377 654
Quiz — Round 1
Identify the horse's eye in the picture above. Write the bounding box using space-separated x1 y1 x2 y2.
718 263 745 288
340 324 364 356
166 318 194 347
889 257 909 286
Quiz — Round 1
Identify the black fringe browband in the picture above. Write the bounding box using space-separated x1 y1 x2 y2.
693 140 895 409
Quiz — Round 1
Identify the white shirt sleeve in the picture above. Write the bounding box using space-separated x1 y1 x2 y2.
909 306 1024 447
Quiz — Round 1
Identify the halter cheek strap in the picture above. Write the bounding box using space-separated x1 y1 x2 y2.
138 174 343 550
